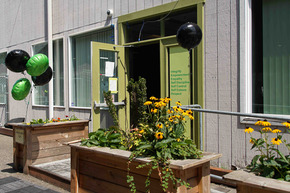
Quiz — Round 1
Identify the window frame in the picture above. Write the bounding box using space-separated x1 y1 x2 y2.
68 26 116 109
240 0 290 120
31 37 65 108
0 51 7 105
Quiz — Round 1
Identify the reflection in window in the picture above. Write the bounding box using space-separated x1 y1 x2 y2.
32 39 64 106
70 28 114 107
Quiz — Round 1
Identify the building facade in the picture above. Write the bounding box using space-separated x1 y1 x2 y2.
0 0 289 169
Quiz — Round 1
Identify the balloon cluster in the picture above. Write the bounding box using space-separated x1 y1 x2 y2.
176 22 202 50
5 50 52 101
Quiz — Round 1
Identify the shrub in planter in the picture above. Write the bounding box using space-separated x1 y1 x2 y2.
244 120 290 181
81 96 202 192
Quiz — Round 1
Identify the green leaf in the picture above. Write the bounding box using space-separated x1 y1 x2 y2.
276 149 289 164
155 142 167 149
99 136 108 143
108 133 121 140
110 138 121 144
251 155 260 166
136 144 153 150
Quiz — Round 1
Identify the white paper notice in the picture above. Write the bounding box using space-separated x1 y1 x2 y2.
109 78 118 93
105 61 114 77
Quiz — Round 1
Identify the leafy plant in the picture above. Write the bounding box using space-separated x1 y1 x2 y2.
245 120 290 181
127 77 147 128
82 96 202 192
103 90 120 128
26 115 79 125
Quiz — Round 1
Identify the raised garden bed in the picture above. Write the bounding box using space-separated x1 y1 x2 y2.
70 143 221 193
223 170 290 193
10 120 89 174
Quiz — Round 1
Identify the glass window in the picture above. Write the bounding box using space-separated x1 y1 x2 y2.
125 8 197 43
0 53 7 104
70 27 114 107
32 39 64 106
252 0 290 115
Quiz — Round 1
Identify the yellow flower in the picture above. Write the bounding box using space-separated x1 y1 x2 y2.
26 123 31 125
188 115 194 120
169 117 174 122
244 127 254 133
167 109 173 114
272 129 281 133
156 123 163 129
255 120 263 126
186 109 193 115
150 96 158 100
176 138 180 142
271 138 282 145
151 108 158 113
155 132 163 140
139 129 144 134
262 127 272 132
261 120 271 127
282 121 290 128
249 139 254 144
176 101 182 106
144 101 152 106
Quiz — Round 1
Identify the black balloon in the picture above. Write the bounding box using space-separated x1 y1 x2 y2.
5 50 30 72
32 66 52 86
176 22 202 50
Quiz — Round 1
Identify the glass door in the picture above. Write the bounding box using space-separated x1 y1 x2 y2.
91 42 128 131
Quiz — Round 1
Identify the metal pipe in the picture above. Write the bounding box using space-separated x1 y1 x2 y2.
47 0 54 119
180 105 290 121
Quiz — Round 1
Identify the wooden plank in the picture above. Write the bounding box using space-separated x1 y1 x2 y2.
224 170 290 193
31 136 84 151
71 147 79 193
79 174 140 193
79 159 163 193
32 145 70 160
31 154 70 166
31 129 86 143
0 127 13 136
198 162 210 193
78 150 160 179
29 165 70 191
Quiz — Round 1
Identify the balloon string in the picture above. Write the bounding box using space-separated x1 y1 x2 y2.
24 87 33 123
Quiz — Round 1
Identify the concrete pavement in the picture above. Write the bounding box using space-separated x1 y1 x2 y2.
0 134 69 193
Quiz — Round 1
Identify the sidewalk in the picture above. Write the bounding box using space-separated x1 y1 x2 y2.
0 134 69 193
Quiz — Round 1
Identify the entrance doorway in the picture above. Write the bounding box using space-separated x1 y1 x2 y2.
129 43 160 98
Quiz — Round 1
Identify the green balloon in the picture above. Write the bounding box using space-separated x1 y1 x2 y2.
11 78 31 100
26 54 49 76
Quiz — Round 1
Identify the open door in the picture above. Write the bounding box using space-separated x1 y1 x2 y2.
91 42 128 131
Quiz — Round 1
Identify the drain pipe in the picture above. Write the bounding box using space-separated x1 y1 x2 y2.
47 0 54 119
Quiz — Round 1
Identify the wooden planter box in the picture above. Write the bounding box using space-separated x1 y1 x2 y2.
11 120 89 174
70 143 221 193
223 170 290 193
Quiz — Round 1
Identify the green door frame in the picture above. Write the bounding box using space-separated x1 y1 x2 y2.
117 0 205 148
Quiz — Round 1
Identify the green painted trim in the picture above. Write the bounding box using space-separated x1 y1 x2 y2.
118 0 205 23
195 3 205 149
